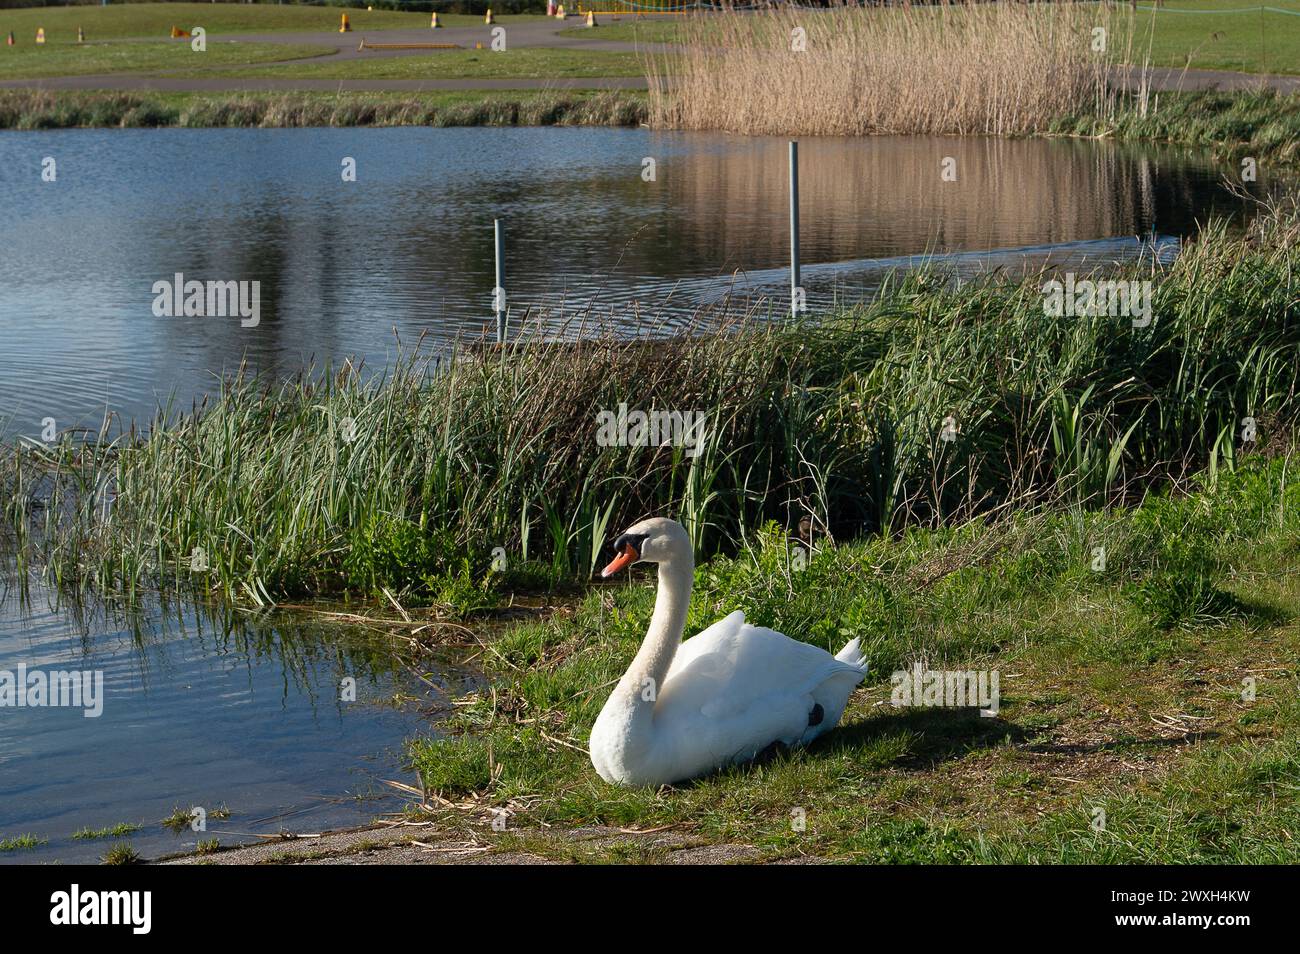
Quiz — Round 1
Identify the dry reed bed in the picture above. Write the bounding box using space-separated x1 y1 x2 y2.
648 3 1131 136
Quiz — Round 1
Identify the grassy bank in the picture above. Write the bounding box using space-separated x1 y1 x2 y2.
3 199 1298 610
1055 88 1300 164
0 87 646 128
0 84 1297 167
407 458 1300 862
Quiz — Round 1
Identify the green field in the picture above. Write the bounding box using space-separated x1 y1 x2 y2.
0 4 539 40
0 39 329 79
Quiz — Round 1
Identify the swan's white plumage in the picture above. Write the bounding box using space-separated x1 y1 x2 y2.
589 518 867 786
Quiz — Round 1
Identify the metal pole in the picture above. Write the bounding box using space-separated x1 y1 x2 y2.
494 218 506 344
789 141 800 318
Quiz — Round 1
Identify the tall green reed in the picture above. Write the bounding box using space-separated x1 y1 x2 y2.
3 204 1298 605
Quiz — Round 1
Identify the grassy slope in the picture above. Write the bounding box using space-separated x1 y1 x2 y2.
0 40 330 79
569 1 1300 76
411 460 1300 863
0 4 535 40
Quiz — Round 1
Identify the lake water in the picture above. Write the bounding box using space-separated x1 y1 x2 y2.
0 578 471 864
0 126 1272 441
0 125 1276 860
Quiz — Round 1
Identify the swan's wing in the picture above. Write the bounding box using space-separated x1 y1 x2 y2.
667 610 746 676
662 612 861 724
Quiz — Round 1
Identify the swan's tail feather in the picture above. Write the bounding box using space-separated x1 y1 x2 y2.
835 637 868 676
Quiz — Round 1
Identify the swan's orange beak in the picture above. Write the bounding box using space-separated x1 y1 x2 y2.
600 542 639 578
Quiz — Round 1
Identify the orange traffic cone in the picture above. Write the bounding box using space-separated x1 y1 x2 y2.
170 25 190 39
5 32 13 47
586 10 596 26
485 8 494 25
431 12 441 28
35 27 45 45
339 13 351 33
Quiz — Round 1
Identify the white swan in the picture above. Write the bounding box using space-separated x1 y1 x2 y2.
590 517 868 787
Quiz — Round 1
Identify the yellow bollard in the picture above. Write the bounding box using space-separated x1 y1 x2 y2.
586 10 596 26
35 27 45 45
475 41 483 49
431 11 441 28
485 8 494 25
78 27 84 43
556 4 565 19
339 13 351 33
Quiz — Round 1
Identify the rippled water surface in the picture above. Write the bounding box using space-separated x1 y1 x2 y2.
0 581 466 864
0 125 1271 439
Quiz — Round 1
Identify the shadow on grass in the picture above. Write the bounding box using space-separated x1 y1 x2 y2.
817 706 1033 771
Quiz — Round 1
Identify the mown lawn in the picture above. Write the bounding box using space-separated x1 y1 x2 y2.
0 39 330 80
409 460 1300 863
0 3 539 41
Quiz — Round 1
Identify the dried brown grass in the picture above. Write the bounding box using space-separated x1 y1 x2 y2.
648 2 1133 136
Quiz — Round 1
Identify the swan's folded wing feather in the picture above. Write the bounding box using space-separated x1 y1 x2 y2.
662 615 860 723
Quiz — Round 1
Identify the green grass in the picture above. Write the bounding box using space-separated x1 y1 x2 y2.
0 833 46 852
170 47 644 80
100 842 142 865
1055 88 1300 162
1121 1 1300 76
71 822 144 840
0 39 331 80
0 87 646 129
0 4 539 41
408 458 1300 862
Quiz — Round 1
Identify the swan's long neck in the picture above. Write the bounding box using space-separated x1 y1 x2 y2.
608 553 694 750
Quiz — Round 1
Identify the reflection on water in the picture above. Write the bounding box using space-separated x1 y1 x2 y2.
0 579 465 864
0 126 1273 440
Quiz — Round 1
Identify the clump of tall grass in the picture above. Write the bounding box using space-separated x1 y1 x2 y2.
0 89 647 130
648 2 1136 136
3 200 1300 605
